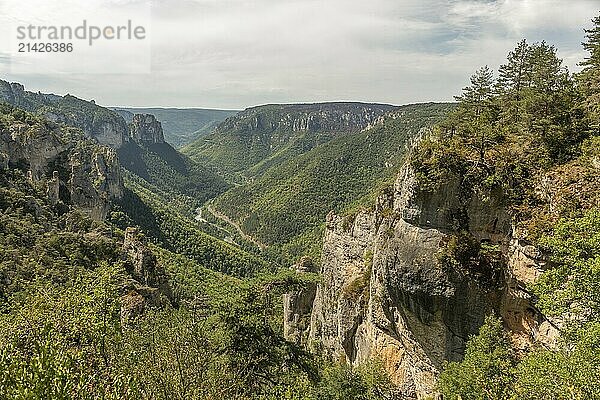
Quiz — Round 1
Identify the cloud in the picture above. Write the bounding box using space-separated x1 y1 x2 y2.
0 0 597 108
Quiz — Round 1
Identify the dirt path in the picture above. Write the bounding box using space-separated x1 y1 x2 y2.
206 204 267 250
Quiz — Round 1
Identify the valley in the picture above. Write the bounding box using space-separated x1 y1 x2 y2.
0 13 600 400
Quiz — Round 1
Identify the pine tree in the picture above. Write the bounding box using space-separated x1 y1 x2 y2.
578 14 600 135
451 66 498 161
455 65 495 116
497 39 533 125
527 41 574 157
497 40 576 160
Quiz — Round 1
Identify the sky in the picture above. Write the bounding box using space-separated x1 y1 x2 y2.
0 0 598 109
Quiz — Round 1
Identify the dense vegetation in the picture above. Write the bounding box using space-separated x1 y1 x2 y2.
117 140 230 207
114 107 237 148
210 103 452 264
0 105 398 398
111 171 267 277
429 16 600 398
182 103 396 181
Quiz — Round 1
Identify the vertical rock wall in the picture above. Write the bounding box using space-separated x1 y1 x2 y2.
285 163 558 398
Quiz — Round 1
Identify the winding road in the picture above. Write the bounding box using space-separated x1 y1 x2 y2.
205 204 267 250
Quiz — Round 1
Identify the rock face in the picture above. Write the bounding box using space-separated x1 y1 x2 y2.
121 227 172 322
0 80 129 148
129 114 165 144
283 257 318 345
285 163 558 398
0 119 124 219
217 103 396 137
68 146 124 219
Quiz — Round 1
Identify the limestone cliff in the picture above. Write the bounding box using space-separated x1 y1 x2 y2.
0 117 124 219
120 227 172 322
286 163 558 398
216 102 396 137
129 113 165 144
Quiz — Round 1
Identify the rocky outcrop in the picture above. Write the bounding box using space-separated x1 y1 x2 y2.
121 227 172 322
283 257 318 345
129 114 165 144
285 163 557 398
0 119 124 219
68 146 124 219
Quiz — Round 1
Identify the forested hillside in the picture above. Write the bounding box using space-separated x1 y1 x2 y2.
207 103 452 263
117 140 229 207
406 22 600 399
183 102 396 181
0 11 599 400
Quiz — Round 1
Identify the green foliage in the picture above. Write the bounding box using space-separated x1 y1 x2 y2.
111 173 268 277
0 265 135 400
512 322 600 399
533 208 600 321
438 232 503 285
313 360 397 400
439 315 516 400
117 141 229 207
413 39 589 205
208 103 452 264
577 15 600 135
107 271 322 400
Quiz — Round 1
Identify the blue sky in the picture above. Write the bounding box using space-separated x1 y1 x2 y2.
0 0 598 109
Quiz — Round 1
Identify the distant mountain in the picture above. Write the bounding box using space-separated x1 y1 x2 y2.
113 107 238 148
182 102 396 181
196 102 454 263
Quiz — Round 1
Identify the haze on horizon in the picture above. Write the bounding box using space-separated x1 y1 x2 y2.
0 0 597 110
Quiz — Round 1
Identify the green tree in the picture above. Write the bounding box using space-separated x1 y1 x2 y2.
513 322 600 399
533 208 600 320
497 39 533 127
497 40 576 160
451 66 500 161
439 315 516 400
577 14 600 135
310 360 396 400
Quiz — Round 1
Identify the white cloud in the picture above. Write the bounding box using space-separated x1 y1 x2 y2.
0 0 597 108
